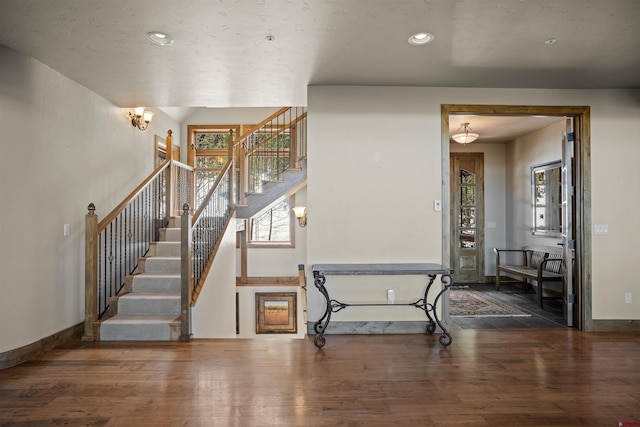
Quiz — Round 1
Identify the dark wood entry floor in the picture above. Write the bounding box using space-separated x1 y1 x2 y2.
450 282 567 330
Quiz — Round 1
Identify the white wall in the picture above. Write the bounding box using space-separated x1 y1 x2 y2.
307 86 640 322
307 87 444 322
191 222 237 338
505 121 565 249
450 142 507 277
0 46 180 353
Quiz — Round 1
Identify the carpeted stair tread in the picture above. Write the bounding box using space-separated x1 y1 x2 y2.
100 315 180 341
98 222 184 341
118 293 180 316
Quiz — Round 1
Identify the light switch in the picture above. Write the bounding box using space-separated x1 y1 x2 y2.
594 224 608 235
434 200 441 212
487 221 497 229
63 224 70 236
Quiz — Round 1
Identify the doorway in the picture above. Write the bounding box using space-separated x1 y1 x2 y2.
441 104 591 331
450 152 485 283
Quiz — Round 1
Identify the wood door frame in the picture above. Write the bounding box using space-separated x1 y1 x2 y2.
441 104 591 331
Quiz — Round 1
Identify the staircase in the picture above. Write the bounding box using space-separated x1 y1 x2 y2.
235 159 307 219
98 218 182 341
86 107 307 342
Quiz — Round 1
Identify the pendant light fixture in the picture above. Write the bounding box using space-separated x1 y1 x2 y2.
452 122 479 144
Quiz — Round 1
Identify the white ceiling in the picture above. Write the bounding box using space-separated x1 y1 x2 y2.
1 0 638 137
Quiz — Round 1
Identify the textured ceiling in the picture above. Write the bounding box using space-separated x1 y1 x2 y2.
1 0 639 110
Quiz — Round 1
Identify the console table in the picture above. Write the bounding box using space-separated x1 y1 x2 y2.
311 263 453 349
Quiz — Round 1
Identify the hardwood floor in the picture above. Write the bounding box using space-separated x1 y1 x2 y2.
1 330 639 426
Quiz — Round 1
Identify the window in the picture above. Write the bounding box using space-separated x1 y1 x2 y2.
459 168 477 248
248 196 295 247
532 161 562 236
187 125 239 206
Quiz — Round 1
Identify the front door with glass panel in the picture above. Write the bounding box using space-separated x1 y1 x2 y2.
451 153 485 283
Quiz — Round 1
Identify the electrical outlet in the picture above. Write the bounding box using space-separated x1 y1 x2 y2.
387 289 395 304
625 293 632 304
433 200 441 212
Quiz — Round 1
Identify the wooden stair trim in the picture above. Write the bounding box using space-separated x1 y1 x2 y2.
0 322 84 369
236 276 300 287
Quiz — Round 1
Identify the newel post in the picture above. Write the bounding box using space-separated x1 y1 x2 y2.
82 203 98 341
165 129 173 220
180 203 193 342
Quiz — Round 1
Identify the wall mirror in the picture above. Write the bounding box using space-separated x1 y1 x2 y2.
532 160 562 237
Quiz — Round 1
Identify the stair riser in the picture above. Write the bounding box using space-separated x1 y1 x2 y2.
118 296 180 316
161 228 181 242
132 276 181 293
142 258 181 274
100 322 174 341
166 217 180 228
154 242 181 257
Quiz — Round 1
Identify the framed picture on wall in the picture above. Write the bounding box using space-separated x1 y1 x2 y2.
255 292 297 334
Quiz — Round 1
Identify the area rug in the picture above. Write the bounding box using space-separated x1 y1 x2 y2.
450 288 531 317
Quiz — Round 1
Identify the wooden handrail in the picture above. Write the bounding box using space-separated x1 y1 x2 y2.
192 160 233 225
233 106 290 144
172 159 194 171
97 159 170 231
244 112 307 157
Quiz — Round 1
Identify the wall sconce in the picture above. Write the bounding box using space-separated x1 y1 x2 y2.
292 206 307 227
129 107 154 131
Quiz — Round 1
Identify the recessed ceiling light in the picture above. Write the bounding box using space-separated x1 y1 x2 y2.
408 32 435 46
544 38 557 45
147 31 174 46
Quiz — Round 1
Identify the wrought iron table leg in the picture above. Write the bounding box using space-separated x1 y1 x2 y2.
313 272 331 348
423 274 437 334
431 274 453 347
